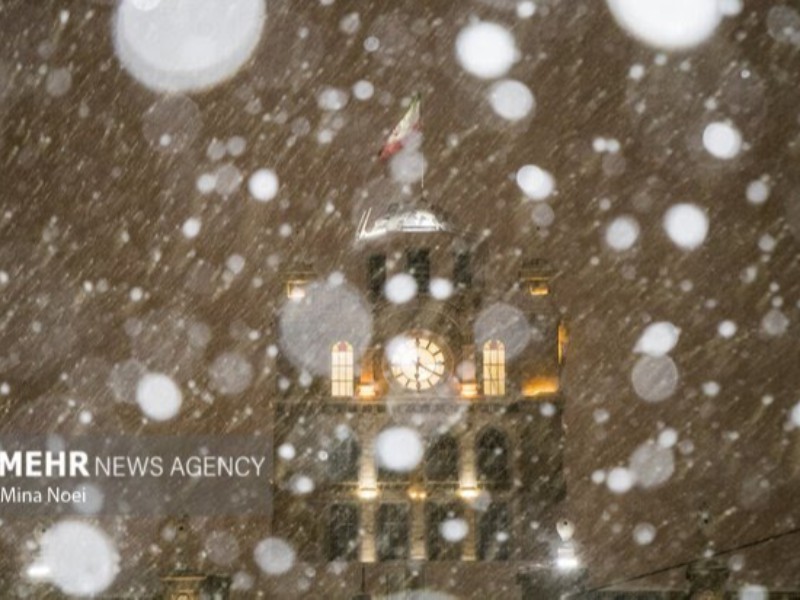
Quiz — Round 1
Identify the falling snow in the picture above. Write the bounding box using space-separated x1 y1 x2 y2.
631 355 679 403
703 121 743 160
2 1 799 597
663 203 709 250
30 521 120 595
114 0 265 92
455 22 518 79
384 273 419 304
135 372 183 421
253 537 296 575
375 427 424 472
605 0 722 50
634 321 680 357
488 79 535 122
605 215 640 251
516 164 556 201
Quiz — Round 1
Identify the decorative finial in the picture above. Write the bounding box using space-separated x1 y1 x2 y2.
556 518 575 542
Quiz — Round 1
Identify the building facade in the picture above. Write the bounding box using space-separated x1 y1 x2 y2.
269 202 572 598
153 205 800 599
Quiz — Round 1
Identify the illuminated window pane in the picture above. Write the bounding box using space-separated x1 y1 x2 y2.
331 341 354 397
482 340 506 396
526 278 549 296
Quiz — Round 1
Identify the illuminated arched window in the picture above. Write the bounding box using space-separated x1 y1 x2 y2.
482 340 505 396
331 342 354 397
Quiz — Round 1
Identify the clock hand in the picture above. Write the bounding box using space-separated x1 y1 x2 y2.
414 360 440 378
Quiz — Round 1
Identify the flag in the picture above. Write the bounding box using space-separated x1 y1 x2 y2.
379 93 421 160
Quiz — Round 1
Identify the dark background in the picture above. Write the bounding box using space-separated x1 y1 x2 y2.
0 0 799 594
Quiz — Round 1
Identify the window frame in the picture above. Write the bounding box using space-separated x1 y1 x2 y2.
482 340 506 396
424 434 460 487
476 427 512 490
328 434 360 484
425 500 465 561
331 341 355 397
477 501 511 561
328 503 360 561
376 503 411 561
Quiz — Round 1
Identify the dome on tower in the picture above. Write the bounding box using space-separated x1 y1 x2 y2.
355 201 456 242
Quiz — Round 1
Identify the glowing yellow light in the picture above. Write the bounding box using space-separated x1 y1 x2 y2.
556 543 580 570
522 376 560 397
26 563 50 580
408 487 427 501
361 549 376 563
286 280 307 300
331 341 355 397
458 486 479 500
358 383 376 399
528 279 550 296
460 382 478 398
558 322 568 365
357 487 378 500
482 340 506 397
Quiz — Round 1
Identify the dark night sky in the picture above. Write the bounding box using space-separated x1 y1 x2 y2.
1 0 799 595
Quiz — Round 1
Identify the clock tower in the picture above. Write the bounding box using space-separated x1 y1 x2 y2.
271 201 570 597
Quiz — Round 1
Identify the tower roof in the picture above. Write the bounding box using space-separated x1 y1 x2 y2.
355 202 455 242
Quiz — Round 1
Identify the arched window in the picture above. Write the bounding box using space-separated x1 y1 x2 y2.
477 502 510 561
377 503 410 561
367 253 386 302
328 503 360 561
328 434 360 483
482 340 505 396
453 251 471 288
280 503 319 561
425 435 459 485
406 248 431 293
477 428 511 490
426 501 465 561
331 342 354 397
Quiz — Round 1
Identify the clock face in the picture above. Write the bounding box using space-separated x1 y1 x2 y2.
387 334 448 391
